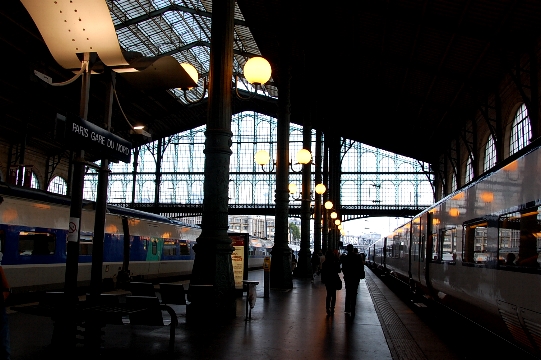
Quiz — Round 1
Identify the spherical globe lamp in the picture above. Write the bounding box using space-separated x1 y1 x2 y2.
334 219 341 225
288 183 298 194
324 201 333 210
296 149 312 164
243 57 272 85
315 183 326 195
255 150 270 165
330 211 337 219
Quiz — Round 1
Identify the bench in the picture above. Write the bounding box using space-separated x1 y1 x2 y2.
128 281 157 297
158 283 187 306
129 281 187 306
125 295 178 351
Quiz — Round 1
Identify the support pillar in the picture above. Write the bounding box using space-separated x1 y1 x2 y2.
89 69 115 300
296 121 312 278
270 16 294 289
314 130 323 253
188 0 236 322
322 136 329 252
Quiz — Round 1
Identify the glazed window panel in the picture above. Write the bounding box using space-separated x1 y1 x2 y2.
440 228 457 262
179 241 190 255
431 231 439 261
510 103 531 156
463 221 488 264
163 240 177 256
499 209 541 271
19 231 56 255
484 135 496 172
79 232 93 256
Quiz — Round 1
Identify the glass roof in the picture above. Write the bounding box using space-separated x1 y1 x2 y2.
106 0 277 104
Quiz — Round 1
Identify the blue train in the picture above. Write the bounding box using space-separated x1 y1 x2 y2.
0 183 271 293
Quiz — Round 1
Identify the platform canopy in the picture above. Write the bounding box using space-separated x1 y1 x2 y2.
2 0 541 164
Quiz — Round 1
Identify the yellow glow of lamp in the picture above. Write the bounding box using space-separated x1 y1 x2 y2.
324 201 333 210
243 57 272 85
288 183 298 194
330 212 337 219
296 149 312 165
449 208 460 217
338 224 343 230
255 150 270 165
480 191 494 203
340 229 346 236
179 63 198 89
335 219 341 225
315 183 326 195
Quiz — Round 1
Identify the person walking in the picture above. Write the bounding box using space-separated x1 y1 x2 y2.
341 244 364 316
321 249 341 315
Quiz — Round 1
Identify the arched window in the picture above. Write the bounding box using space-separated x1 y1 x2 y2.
465 155 474 183
47 176 67 195
451 173 457 192
484 135 496 172
510 103 531 155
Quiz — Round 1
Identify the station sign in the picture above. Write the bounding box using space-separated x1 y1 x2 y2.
58 114 132 163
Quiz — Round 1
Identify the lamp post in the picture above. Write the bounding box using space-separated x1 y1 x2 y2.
255 147 325 278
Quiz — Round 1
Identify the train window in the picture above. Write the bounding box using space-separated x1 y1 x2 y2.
79 233 93 256
18 231 55 255
498 209 541 271
163 240 177 256
179 242 190 255
439 228 457 263
431 232 439 261
412 223 420 261
463 219 498 266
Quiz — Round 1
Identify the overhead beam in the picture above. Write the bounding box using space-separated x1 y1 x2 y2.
114 4 247 30
159 40 259 60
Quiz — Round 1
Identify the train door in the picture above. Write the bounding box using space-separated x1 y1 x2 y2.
411 218 422 285
421 212 434 292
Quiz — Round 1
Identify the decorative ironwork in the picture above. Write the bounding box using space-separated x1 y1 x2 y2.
82 111 433 225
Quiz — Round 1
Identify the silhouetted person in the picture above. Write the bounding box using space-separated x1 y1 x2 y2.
505 253 516 266
341 244 364 315
321 249 341 315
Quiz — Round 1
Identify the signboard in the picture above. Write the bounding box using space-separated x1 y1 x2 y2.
229 233 248 291
58 114 132 163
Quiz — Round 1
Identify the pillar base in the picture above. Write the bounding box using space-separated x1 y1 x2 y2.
186 284 236 325
269 246 293 289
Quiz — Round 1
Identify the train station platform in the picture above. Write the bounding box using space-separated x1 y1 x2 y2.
6 268 538 360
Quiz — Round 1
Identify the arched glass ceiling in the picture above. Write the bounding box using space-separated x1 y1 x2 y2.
107 0 278 104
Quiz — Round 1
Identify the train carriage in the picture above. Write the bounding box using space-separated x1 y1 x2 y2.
368 141 541 357
0 183 268 293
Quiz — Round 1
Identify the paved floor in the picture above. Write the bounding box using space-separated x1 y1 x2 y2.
5 268 535 360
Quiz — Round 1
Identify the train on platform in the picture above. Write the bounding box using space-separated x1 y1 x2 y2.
0 182 272 293
366 140 541 357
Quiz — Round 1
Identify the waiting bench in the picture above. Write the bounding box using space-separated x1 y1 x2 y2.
83 290 183 351
125 295 179 350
